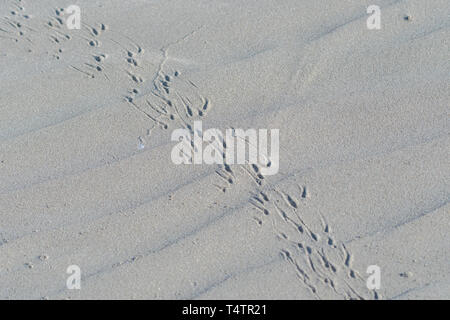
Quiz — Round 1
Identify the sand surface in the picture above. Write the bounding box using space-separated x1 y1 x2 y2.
0 0 449 299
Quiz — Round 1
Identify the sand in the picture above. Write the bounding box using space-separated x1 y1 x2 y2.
0 0 449 300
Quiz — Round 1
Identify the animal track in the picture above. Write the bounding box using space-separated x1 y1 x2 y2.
247 185 378 300
0 0 35 44
125 62 211 134
1 4 381 300
190 115 375 299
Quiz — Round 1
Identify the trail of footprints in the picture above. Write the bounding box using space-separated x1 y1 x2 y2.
127 71 211 134
1 2 74 56
0 0 33 44
195 134 378 299
0 2 108 64
212 146 378 299
46 8 211 136
1 3 210 136
46 8 110 73
2 3 373 300
249 186 379 300
166 129 375 299
123 48 212 146
69 22 110 78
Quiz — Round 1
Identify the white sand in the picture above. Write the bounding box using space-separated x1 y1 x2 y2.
0 0 449 299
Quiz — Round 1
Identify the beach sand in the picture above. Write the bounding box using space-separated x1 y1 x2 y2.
0 0 449 299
